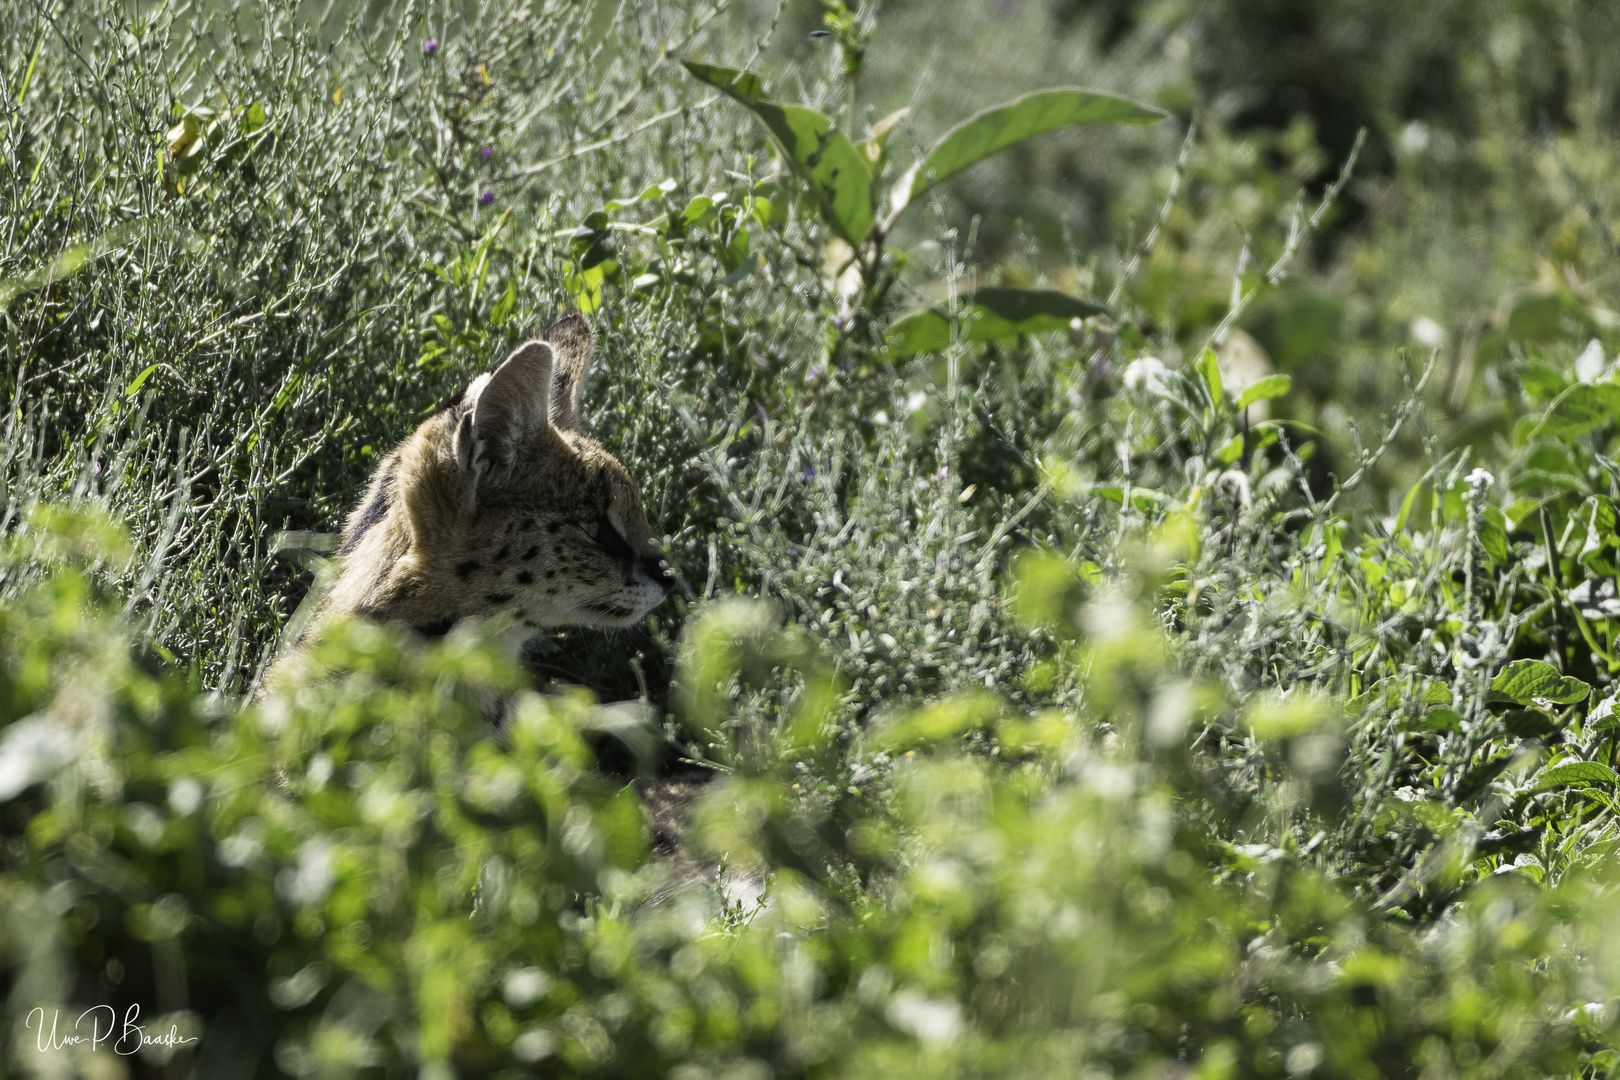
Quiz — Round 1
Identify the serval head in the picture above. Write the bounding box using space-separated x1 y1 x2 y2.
308 314 673 643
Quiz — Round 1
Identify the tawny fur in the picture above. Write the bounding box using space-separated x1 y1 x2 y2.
266 314 670 686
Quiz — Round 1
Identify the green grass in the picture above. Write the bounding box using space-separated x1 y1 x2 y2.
9 0 1620 1076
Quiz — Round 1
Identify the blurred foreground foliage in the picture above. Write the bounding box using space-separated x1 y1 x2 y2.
5 505 1620 1079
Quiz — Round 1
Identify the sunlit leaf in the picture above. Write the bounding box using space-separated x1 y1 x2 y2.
1237 374 1292 409
1195 347 1222 404
124 363 160 397
1537 761 1618 788
1489 659 1591 705
680 61 765 102
683 61 874 243
241 102 268 135
890 88 1165 215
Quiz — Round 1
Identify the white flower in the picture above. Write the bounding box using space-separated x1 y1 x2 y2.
1576 339 1608 383
1411 316 1445 349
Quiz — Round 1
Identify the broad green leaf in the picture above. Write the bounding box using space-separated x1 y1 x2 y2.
1195 347 1222 404
1424 705 1462 733
1214 425 1279 465
1500 708 1560 739
681 61 765 102
241 102 267 135
888 288 1105 356
1506 292 1566 342
1490 659 1591 705
1453 756 1512 803
568 263 605 313
683 61 873 242
891 88 1165 214
1526 382 1620 442
1237 374 1292 409
1537 761 1618 788
680 196 715 226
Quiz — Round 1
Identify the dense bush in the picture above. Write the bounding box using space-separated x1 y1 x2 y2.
8 0 1620 1077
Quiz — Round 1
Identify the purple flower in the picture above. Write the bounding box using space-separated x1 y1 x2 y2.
423 38 438 54
92 459 102 479
801 466 817 483
480 146 493 160
480 190 495 205
807 364 825 380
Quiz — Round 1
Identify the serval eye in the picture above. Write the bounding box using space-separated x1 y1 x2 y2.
577 519 599 539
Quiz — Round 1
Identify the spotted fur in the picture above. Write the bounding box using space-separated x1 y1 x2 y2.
271 314 671 677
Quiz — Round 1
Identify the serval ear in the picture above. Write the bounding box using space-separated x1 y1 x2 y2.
542 313 592 432
454 340 554 475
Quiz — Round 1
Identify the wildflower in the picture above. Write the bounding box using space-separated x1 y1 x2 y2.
423 38 438 55
480 190 496 205
807 364 826 380
801 466 816 483
1410 316 1444 349
480 146 493 160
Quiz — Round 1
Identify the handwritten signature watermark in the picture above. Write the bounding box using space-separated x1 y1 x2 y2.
24 1005 199 1057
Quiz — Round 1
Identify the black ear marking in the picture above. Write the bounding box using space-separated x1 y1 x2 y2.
340 467 394 555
